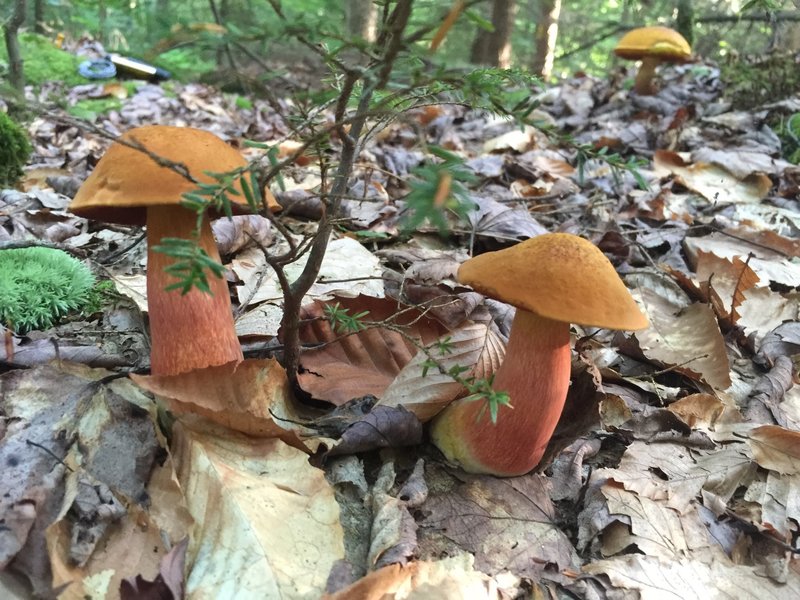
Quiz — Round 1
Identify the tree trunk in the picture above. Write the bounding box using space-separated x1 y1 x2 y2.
345 0 377 42
470 0 517 67
4 0 27 93
676 0 694 46
531 0 561 78
34 0 45 34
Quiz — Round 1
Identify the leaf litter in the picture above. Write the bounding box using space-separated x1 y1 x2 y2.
3 53 800 599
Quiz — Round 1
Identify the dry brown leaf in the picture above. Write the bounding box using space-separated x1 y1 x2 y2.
131 358 310 448
418 470 576 581
172 422 344 598
212 214 274 255
654 150 772 204
667 393 731 429
683 232 800 288
232 236 384 305
297 296 448 405
381 322 505 421
738 288 800 346
635 288 731 390
694 250 760 323
583 554 800 599
324 554 507 600
748 425 800 475
47 455 168 600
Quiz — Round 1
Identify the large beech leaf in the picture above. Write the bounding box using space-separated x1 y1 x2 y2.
634 288 731 390
131 358 310 449
380 321 505 421
172 423 344 599
296 296 449 405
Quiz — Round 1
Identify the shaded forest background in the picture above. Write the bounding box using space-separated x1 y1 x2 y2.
4 0 800 89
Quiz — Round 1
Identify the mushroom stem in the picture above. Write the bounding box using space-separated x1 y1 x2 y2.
633 56 661 95
146 205 243 376
431 309 571 476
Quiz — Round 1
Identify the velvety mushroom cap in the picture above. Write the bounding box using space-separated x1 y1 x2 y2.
70 125 249 225
457 233 649 331
613 26 691 62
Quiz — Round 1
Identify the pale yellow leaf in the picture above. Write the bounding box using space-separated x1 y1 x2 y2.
173 423 344 599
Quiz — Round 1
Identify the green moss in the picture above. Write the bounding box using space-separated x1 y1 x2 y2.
0 112 32 187
0 247 95 333
0 33 84 87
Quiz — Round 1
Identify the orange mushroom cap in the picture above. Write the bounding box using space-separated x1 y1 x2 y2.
457 233 648 331
613 26 691 63
70 125 250 225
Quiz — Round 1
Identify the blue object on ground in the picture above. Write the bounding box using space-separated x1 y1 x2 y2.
78 57 117 79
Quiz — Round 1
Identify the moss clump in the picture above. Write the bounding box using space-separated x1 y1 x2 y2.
0 111 32 187
0 33 84 87
0 247 95 333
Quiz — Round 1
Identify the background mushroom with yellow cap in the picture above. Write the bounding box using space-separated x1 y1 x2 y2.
430 233 649 477
70 125 250 376
614 26 692 95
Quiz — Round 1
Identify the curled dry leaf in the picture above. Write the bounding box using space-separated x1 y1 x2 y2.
323 553 508 600
325 406 423 457
212 214 274 255
131 358 310 450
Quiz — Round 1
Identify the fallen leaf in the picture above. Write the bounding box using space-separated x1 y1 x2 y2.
172 422 344 599
635 288 732 390
654 150 772 204
748 425 800 475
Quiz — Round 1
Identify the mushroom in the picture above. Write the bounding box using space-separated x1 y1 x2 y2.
614 26 691 95
70 125 249 376
430 233 648 477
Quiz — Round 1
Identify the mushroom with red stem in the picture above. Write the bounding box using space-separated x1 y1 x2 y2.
430 233 649 477
70 125 250 376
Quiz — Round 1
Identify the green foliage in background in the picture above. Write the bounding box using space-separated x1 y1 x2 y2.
0 112 32 187
0 247 96 333
0 33 84 87
775 113 800 164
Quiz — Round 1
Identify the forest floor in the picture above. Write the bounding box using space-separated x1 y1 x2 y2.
2 58 800 599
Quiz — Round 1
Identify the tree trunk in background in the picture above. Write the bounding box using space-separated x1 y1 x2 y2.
676 0 694 46
98 0 107 44
345 0 377 42
34 0 45 34
4 0 26 93
531 0 561 78
785 0 800 51
470 0 517 67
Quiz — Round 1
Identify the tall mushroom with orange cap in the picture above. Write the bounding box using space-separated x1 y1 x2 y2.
430 233 648 477
70 125 249 376
614 26 691 95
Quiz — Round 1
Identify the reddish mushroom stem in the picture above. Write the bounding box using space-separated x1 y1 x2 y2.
633 56 661 95
146 205 243 376
431 309 571 476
